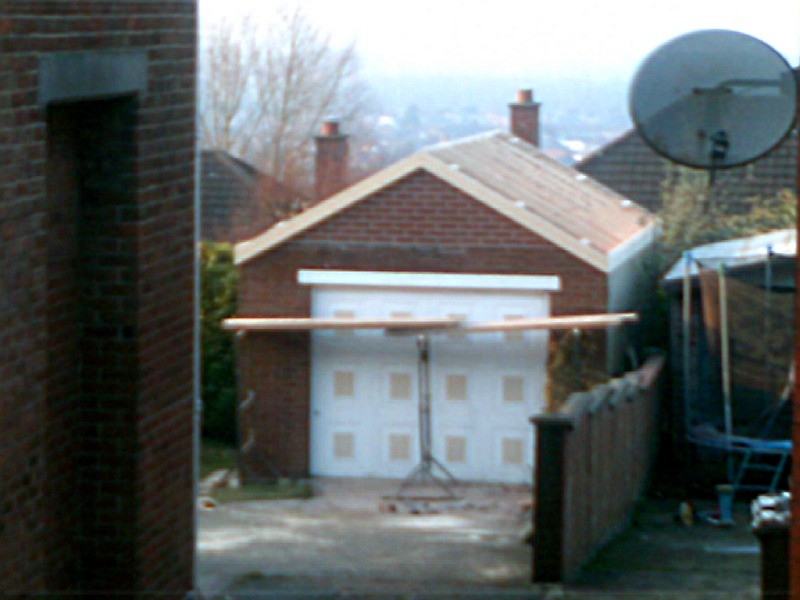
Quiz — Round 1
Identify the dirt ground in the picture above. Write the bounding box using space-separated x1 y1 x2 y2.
197 478 762 599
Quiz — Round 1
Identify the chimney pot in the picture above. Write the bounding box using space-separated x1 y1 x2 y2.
516 89 534 104
320 118 341 137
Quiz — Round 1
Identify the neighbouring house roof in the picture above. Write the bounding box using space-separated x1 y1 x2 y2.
235 131 655 273
662 229 797 284
576 127 798 214
201 149 306 243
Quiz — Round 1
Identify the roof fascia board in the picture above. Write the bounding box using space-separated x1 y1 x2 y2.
297 269 562 291
234 153 429 265
607 222 657 272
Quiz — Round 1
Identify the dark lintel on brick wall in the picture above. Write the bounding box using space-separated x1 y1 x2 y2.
38 51 147 107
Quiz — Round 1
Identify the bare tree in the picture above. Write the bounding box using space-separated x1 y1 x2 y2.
200 6 373 191
199 18 262 158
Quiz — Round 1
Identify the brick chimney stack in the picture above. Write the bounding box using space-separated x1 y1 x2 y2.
509 89 541 147
314 117 349 201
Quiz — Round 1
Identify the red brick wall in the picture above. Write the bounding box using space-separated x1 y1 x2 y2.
0 3 195 595
237 169 607 479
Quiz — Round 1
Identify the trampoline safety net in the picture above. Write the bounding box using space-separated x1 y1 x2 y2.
694 254 794 439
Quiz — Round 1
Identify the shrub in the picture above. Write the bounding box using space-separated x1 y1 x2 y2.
545 329 608 410
201 242 238 444
656 168 796 271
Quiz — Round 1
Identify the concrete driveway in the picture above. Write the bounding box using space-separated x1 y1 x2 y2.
197 477 534 598
198 477 764 599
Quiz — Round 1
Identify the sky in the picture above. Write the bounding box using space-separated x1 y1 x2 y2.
200 0 800 82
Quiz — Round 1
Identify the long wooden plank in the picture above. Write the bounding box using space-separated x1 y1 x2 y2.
466 312 639 332
222 313 638 333
222 316 462 332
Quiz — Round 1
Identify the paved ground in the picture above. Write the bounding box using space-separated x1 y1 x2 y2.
197 478 762 599
564 498 760 599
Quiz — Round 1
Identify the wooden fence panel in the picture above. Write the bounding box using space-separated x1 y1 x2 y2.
531 355 665 582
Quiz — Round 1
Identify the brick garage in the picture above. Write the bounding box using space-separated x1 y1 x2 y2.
231 91 656 481
0 2 196 596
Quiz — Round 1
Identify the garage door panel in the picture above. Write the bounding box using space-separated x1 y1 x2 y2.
311 360 371 475
377 426 419 477
310 425 366 476
309 281 550 483
436 429 472 479
491 428 535 483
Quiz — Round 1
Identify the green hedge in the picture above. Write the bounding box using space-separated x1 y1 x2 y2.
200 242 238 444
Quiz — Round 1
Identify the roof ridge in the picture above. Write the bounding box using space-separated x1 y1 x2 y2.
574 127 639 168
201 148 262 189
420 129 503 153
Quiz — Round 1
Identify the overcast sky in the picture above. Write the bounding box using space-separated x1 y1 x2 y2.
200 0 800 81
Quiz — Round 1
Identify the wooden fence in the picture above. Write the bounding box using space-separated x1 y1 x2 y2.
531 354 665 582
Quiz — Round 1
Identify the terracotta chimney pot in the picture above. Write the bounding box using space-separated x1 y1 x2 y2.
320 119 340 137
516 89 533 104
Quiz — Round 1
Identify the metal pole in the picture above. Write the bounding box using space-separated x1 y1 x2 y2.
764 245 774 407
571 328 581 375
790 68 800 599
682 251 693 437
417 334 432 465
192 124 202 593
718 264 734 481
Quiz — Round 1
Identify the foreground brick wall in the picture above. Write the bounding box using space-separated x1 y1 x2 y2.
0 2 196 595
237 169 608 479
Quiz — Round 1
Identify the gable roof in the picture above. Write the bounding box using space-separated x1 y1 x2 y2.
576 127 798 213
201 149 306 243
235 131 655 272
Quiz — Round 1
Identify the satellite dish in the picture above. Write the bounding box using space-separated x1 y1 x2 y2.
630 29 797 170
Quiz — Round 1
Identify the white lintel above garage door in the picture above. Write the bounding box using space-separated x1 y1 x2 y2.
304 270 558 483
298 269 561 292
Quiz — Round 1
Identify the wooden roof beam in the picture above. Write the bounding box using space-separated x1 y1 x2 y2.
222 313 638 333
466 312 639 332
222 316 462 332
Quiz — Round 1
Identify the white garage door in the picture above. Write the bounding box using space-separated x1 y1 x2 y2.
305 271 556 483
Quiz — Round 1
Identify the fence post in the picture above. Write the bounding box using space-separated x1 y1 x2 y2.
530 413 573 582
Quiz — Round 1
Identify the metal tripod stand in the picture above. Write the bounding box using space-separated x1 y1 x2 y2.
395 334 459 499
